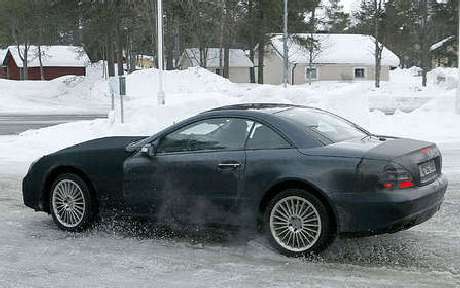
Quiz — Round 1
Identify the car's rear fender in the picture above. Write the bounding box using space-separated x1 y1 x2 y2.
257 177 339 234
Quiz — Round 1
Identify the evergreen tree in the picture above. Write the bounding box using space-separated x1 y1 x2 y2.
325 0 351 32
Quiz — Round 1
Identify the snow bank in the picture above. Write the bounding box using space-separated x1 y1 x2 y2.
1 66 459 173
368 68 460 141
0 63 110 114
369 91 460 143
127 67 234 97
428 67 458 89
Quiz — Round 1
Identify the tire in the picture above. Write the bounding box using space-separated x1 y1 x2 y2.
263 189 335 257
49 173 95 232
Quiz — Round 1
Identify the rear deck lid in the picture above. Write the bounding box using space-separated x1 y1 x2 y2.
365 138 442 186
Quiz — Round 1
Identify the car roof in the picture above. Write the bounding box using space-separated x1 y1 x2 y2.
205 103 322 114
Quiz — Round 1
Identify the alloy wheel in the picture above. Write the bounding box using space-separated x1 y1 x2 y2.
269 196 322 252
51 179 86 228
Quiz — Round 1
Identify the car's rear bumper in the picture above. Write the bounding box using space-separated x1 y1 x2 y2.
332 174 448 236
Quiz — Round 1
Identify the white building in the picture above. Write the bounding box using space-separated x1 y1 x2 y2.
257 33 400 85
179 48 254 83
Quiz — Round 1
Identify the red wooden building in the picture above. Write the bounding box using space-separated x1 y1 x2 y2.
0 46 89 81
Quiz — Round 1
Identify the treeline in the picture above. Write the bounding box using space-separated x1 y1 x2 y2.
353 0 458 86
0 0 457 85
0 0 348 82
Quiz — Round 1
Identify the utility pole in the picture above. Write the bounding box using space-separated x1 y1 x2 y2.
282 0 289 88
157 0 165 105
219 0 225 76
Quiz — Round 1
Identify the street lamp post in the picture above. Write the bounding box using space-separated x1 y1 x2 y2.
157 0 165 105
282 0 289 88
457 0 460 114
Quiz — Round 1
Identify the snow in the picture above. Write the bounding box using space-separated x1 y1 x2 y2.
340 0 361 13
428 67 458 89
0 65 460 287
0 48 7 64
0 63 110 113
430 36 456 51
3 45 90 68
181 48 254 68
271 33 401 66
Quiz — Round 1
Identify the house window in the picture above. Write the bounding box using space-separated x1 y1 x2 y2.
306 67 317 80
355 68 365 79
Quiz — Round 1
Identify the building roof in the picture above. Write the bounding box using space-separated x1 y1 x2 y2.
181 48 254 68
430 36 456 52
270 33 400 67
0 49 7 66
2 45 90 68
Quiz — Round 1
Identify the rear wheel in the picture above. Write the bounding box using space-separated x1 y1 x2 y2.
49 173 95 232
264 189 335 257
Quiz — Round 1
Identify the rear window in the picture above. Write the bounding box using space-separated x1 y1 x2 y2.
279 108 367 143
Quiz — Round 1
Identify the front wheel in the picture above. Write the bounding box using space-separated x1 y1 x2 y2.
264 189 335 257
49 173 95 232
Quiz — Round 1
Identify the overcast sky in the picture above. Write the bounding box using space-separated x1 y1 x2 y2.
340 0 360 13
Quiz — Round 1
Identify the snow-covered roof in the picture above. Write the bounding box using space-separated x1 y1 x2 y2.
0 49 7 66
430 36 455 51
182 48 254 68
2 45 90 67
270 33 400 67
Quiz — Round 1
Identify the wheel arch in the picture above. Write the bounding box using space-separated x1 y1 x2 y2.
258 178 338 234
41 165 98 213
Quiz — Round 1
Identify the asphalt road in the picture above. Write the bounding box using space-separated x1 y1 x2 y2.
0 114 108 135
0 144 458 287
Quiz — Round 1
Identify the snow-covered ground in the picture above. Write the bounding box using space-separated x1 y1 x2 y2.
0 63 110 114
1 66 459 172
0 66 459 287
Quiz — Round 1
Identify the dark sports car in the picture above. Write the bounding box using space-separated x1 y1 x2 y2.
23 103 448 256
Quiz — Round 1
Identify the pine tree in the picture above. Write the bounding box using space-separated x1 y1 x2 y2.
325 0 351 32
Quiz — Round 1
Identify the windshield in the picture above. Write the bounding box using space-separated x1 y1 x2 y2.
279 108 368 143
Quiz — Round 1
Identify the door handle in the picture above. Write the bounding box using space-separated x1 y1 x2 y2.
218 162 241 169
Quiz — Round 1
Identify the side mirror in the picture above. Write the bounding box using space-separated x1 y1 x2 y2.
140 143 156 157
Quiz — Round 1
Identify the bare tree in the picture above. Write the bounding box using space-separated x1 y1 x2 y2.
178 0 220 67
0 0 35 80
355 0 386 88
373 0 384 88
416 0 433 87
292 34 327 85
37 46 46 80
15 44 30 80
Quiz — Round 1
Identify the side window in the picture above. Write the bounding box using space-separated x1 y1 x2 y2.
246 123 291 150
158 118 253 153
306 67 317 80
354 68 365 79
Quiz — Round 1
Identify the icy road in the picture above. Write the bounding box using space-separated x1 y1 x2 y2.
0 143 459 288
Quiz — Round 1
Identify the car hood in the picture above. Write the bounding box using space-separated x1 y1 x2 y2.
299 136 435 161
54 136 147 154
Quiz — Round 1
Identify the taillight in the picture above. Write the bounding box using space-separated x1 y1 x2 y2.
381 164 415 190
